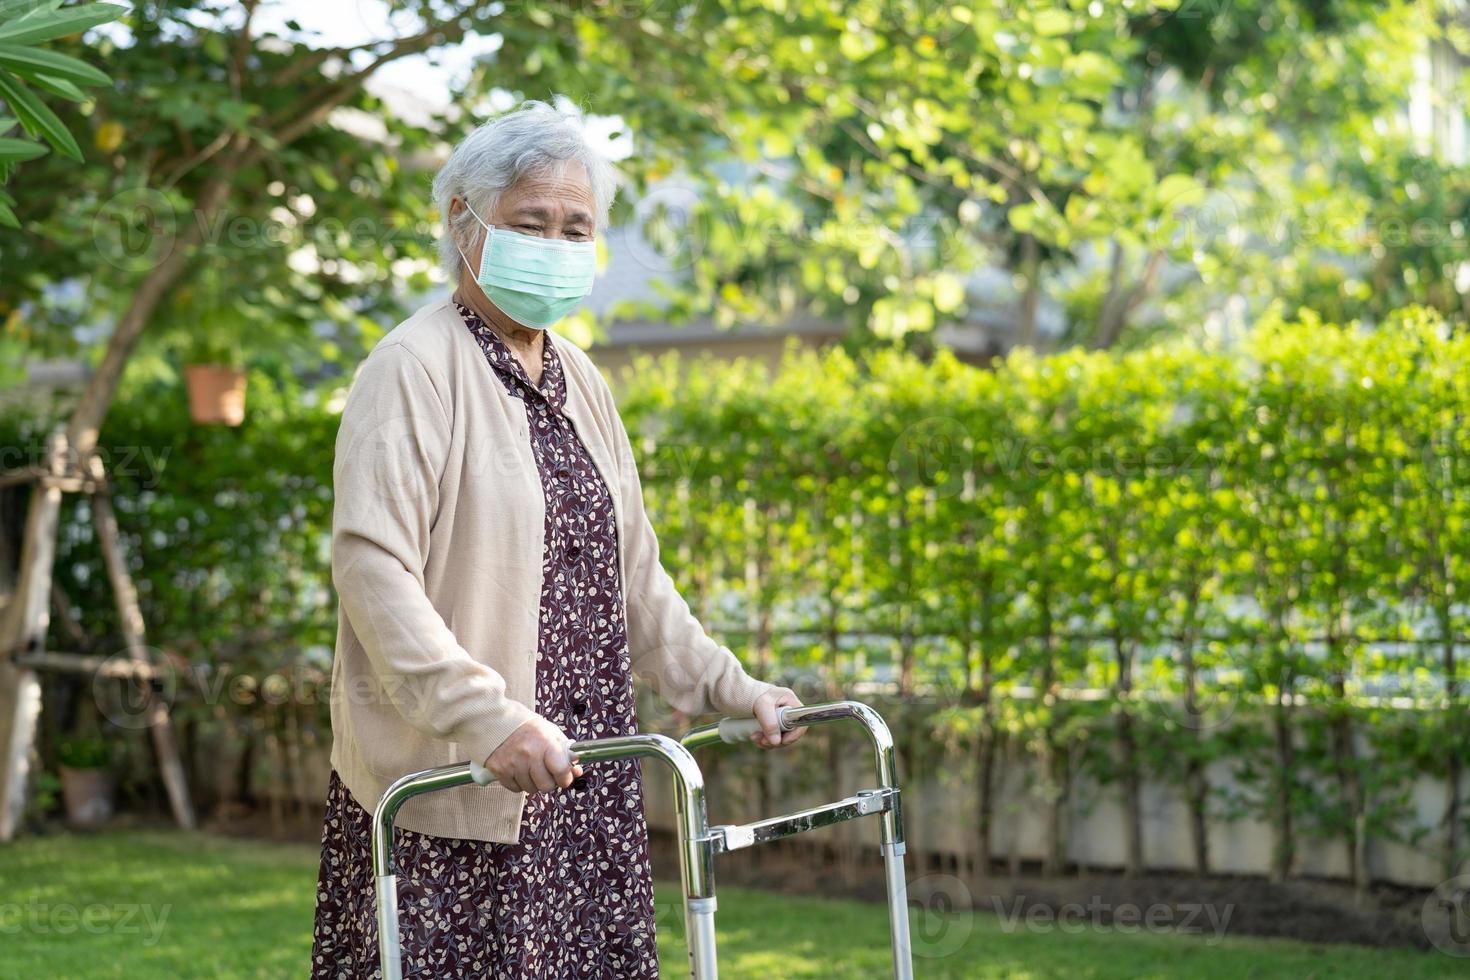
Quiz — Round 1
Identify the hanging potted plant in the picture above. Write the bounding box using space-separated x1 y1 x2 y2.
183 332 247 426
57 734 115 829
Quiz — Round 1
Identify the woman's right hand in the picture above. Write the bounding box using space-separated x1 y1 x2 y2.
484 715 584 793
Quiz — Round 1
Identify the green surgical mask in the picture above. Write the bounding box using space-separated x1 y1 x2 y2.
455 199 597 329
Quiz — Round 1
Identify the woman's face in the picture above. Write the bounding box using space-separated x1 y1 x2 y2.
454 160 597 282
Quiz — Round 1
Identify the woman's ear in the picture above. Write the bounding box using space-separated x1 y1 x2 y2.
448 196 469 246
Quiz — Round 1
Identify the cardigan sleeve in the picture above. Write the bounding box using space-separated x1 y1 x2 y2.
600 379 781 719
331 342 539 766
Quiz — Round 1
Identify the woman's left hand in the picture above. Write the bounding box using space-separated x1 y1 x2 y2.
751 687 808 749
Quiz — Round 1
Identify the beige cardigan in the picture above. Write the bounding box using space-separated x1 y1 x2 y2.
328 296 778 843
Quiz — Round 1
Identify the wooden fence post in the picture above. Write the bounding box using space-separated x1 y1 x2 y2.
0 433 67 840
89 462 196 831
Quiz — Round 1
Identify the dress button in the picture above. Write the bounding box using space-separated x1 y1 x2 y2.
556 467 571 481
572 700 587 716
571 774 589 790
568 542 582 559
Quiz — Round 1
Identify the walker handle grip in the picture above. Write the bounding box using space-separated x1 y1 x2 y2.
468 745 578 786
717 708 791 743
468 759 495 785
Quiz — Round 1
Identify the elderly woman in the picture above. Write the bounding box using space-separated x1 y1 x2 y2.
309 101 807 978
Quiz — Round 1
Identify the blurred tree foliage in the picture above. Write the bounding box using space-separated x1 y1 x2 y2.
3 0 1468 434
0 1 472 399
0 0 525 467
502 0 1468 349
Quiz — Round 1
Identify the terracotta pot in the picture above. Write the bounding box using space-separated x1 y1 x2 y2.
59 766 114 828
184 363 247 426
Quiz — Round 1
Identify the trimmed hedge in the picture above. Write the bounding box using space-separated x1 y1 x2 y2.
616 304 1470 883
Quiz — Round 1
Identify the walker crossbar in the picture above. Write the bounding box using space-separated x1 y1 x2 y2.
705 786 897 853
371 732 719 980
680 700 914 980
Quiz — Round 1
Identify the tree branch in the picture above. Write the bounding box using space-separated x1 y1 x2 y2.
160 129 235 190
66 138 249 458
1093 240 1164 350
262 22 467 148
231 0 262 99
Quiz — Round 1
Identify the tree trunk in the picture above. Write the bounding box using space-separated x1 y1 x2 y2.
1179 614 1211 875
1093 243 1164 350
1041 734 1066 876
235 721 256 806
1332 706 1368 899
1014 233 1042 349
975 581 997 878
1006 732 1023 877
1271 680 1296 883
1327 616 1367 899
1444 600 1462 879
0 490 17 601
820 482 850 700
67 164 240 459
895 505 916 697
976 720 996 877
1038 595 1065 876
1114 630 1143 877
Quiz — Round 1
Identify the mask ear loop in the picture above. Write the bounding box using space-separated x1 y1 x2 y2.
452 196 495 282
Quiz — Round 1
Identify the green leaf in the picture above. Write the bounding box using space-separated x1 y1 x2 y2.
0 3 124 46
0 134 46 162
1008 202 1038 234
0 67 80 160
932 273 964 313
0 43 110 87
1156 173 1205 208
0 0 61 19
1032 9 1072 37
25 71 84 101
0 196 16 227
201 32 227 64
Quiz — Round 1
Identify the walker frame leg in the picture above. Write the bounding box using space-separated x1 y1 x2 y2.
371 733 719 980
681 700 914 980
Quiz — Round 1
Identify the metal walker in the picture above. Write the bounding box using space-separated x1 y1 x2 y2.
372 699 914 979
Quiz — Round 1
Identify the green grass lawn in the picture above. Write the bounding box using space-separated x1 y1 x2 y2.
0 829 1462 978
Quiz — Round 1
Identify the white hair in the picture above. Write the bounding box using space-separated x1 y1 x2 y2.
431 100 619 283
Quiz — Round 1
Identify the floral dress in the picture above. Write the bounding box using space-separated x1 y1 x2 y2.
309 303 660 978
